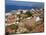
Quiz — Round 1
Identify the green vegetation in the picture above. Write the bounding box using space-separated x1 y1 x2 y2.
10 24 18 29
6 24 18 30
5 16 8 18
25 11 32 17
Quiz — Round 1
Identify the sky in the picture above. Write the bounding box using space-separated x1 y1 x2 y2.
6 0 44 5
5 0 44 2
5 0 44 12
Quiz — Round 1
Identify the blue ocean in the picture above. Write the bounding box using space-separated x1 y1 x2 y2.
5 1 44 13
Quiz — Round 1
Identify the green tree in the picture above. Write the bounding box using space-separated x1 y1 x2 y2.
25 10 32 17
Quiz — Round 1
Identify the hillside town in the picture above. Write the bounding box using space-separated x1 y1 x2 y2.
5 8 44 34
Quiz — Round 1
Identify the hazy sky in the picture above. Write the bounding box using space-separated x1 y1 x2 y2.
6 0 44 6
6 0 44 2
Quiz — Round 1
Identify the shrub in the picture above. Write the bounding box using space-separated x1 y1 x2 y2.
25 11 32 17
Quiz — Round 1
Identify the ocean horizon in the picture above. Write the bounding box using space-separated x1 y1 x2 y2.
5 1 44 13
